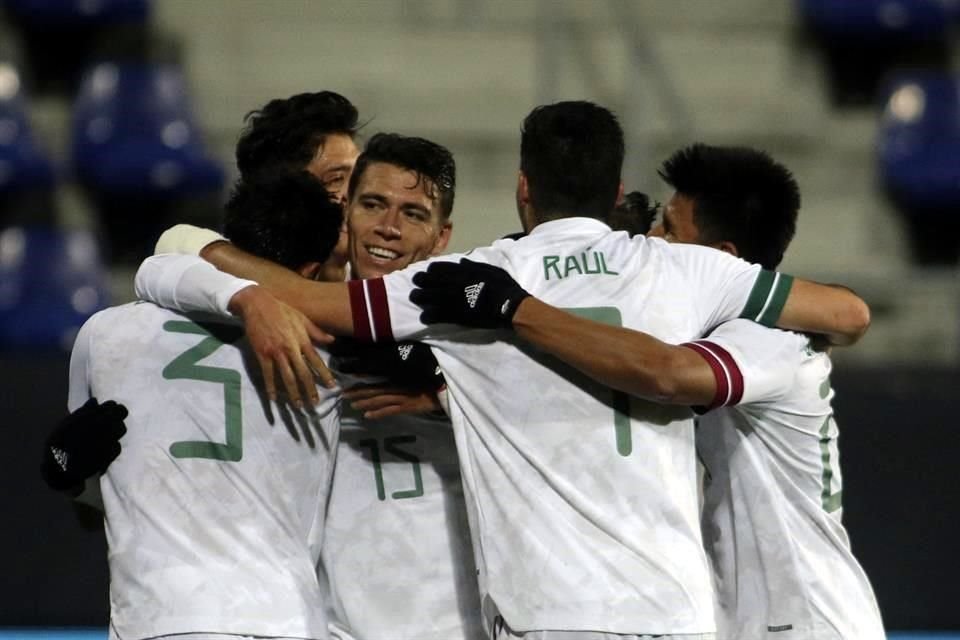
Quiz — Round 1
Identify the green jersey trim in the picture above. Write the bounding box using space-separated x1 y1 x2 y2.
740 270 794 327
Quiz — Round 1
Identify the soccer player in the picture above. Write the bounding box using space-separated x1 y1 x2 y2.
133 101 870 639
316 133 484 640
411 143 884 639
235 90 361 282
154 132 484 640
67 172 344 640
43 90 362 495
656 145 885 639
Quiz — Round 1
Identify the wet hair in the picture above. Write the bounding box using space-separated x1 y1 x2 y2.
520 101 624 221
235 91 360 179
658 143 800 269
608 190 659 237
222 171 343 271
347 132 456 219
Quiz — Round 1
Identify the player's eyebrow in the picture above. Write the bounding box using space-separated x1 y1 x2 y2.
358 192 389 206
323 163 352 175
400 202 431 218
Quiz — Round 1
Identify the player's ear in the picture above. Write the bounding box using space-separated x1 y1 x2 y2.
430 220 453 256
714 240 739 259
297 261 325 281
615 181 625 206
516 171 530 209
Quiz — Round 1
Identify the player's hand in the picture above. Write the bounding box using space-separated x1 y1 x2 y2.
41 398 128 493
410 258 531 329
231 285 336 407
329 338 445 392
341 386 444 420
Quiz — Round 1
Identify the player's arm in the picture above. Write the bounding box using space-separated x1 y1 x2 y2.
513 297 717 405
685 244 869 346
148 223 356 336
772 279 869 347
137 234 353 405
409 258 852 405
408 258 717 403
201 241 355 335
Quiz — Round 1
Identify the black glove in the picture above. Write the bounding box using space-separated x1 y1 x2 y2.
41 397 128 492
410 258 531 329
329 338 445 392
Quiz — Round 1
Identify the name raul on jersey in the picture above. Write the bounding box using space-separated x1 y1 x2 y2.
542 251 619 280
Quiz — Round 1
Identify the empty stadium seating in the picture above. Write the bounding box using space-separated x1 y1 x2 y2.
71 61 223 195
1 0 154 95
0 225 109 350
877 70 960 264
0 61 56 195
0 60 58 228
70 61 224 262
797 0 955 107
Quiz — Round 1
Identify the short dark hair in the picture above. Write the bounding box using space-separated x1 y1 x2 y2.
608 190 658 237
520 101 624 220
658 143 800 269
223 172 343 271
235 91 360 179
347 132 456 219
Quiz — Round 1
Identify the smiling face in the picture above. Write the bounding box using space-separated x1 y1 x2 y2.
346 161 452 279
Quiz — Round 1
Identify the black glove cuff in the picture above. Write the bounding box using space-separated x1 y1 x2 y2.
499 289 531 327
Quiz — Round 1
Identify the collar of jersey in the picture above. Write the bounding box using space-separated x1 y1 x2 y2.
528 216 612 238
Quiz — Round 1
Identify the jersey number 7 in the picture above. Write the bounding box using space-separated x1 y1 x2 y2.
563 307 632 457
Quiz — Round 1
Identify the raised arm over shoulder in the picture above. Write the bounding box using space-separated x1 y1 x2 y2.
200 241 355 336
777 279 870 346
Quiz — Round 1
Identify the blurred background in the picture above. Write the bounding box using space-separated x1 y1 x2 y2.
1 0 958 637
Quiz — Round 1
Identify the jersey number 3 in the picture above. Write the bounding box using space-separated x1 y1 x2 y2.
162 320 244 462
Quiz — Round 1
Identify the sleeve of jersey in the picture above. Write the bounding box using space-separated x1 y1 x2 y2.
681 320 800 408
347 269 428 343
679 244 795 332
67 315 95 413
134 254 258 318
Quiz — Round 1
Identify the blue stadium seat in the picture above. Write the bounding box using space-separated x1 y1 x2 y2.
0 62 57 195
1 0 151 28
877 70 960 263
71 62 224 197
0 226 110 351
798 0 952 40
878 71 960 210
798 0 955 107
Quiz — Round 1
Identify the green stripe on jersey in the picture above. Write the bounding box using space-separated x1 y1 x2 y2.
740 270 794 327
758 273 794 326
741 270 775 320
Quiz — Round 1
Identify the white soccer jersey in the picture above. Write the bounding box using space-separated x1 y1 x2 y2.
68 301 340 640
346 218 793 635
323 399 484 640
691 319 884 640
134 256 484 640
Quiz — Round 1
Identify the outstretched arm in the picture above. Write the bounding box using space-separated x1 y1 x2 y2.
513 297 717 404
774 279 869 346
410 258 869 406
201 241 355 335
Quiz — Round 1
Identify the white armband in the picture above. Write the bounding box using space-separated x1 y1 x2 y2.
135 254 257 317
154 224 227 256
